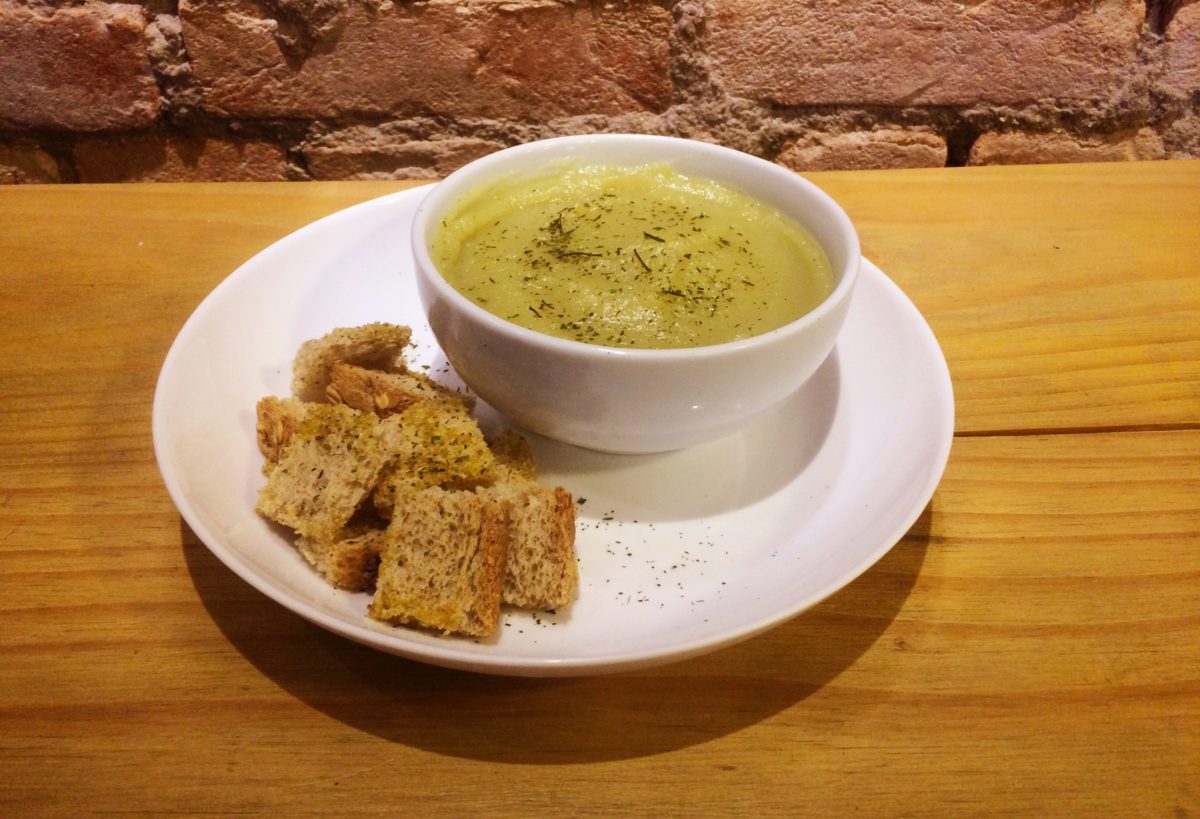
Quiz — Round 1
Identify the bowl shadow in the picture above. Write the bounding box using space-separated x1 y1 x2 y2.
480 350 843 523
181 503 930 764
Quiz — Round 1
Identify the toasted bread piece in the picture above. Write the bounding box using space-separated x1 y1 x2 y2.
372 401 496 516
291 323 412 402
296 527 386 592
483 481 578 609
487 429 539 483
255 403 402 543
255 396 306 465
369 488 509 637
326 361 474 416
479 432 577 608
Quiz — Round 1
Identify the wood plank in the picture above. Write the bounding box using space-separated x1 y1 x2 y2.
0 180 417 358
811 160 1200 433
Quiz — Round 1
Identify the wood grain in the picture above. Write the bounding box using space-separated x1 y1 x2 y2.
1 164 1197 817
812 160 1200 434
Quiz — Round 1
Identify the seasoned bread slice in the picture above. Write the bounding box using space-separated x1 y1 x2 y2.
326 361 474 417
291 322 412 402
487 429 539 483
296 527 386 592
483 481 578 609
372 401 496 516
255 403 402 543
478 431 577 608
369 488 509 637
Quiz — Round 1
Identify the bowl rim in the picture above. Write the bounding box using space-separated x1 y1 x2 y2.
411 133 861 362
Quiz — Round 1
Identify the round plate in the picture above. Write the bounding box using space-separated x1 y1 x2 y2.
153 185 954 676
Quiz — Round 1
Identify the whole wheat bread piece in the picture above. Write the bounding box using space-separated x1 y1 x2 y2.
296 526 386 592
372 401 497 516
482 481 578 609
255 403 402 544
369 487 509 637
486 429 540 483
480 430 577 608
291 323 413 402
326 361 474 417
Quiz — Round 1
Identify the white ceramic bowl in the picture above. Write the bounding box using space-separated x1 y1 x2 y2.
411 134 860 454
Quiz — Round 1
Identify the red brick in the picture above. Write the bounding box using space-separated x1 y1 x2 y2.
777 128 947 171
1163 110 1200 158
73 134 289 182
180 0 671 120
968 129 1166 165
0 141 61 184
0 2 160 130
709 0 1146 107
1164 0 1200 97
303 128 504 180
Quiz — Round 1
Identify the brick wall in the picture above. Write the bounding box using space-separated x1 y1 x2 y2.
1 0 1197 183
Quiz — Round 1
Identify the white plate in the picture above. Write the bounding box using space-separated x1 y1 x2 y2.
153 184 954 677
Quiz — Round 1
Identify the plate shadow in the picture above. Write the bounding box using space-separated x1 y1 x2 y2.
181 504 930 763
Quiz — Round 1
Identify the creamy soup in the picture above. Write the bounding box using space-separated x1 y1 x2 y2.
429 163 834 349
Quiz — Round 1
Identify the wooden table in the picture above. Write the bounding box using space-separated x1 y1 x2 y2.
2 161 1197 816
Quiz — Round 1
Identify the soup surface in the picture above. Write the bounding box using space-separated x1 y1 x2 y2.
430 163 834 349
